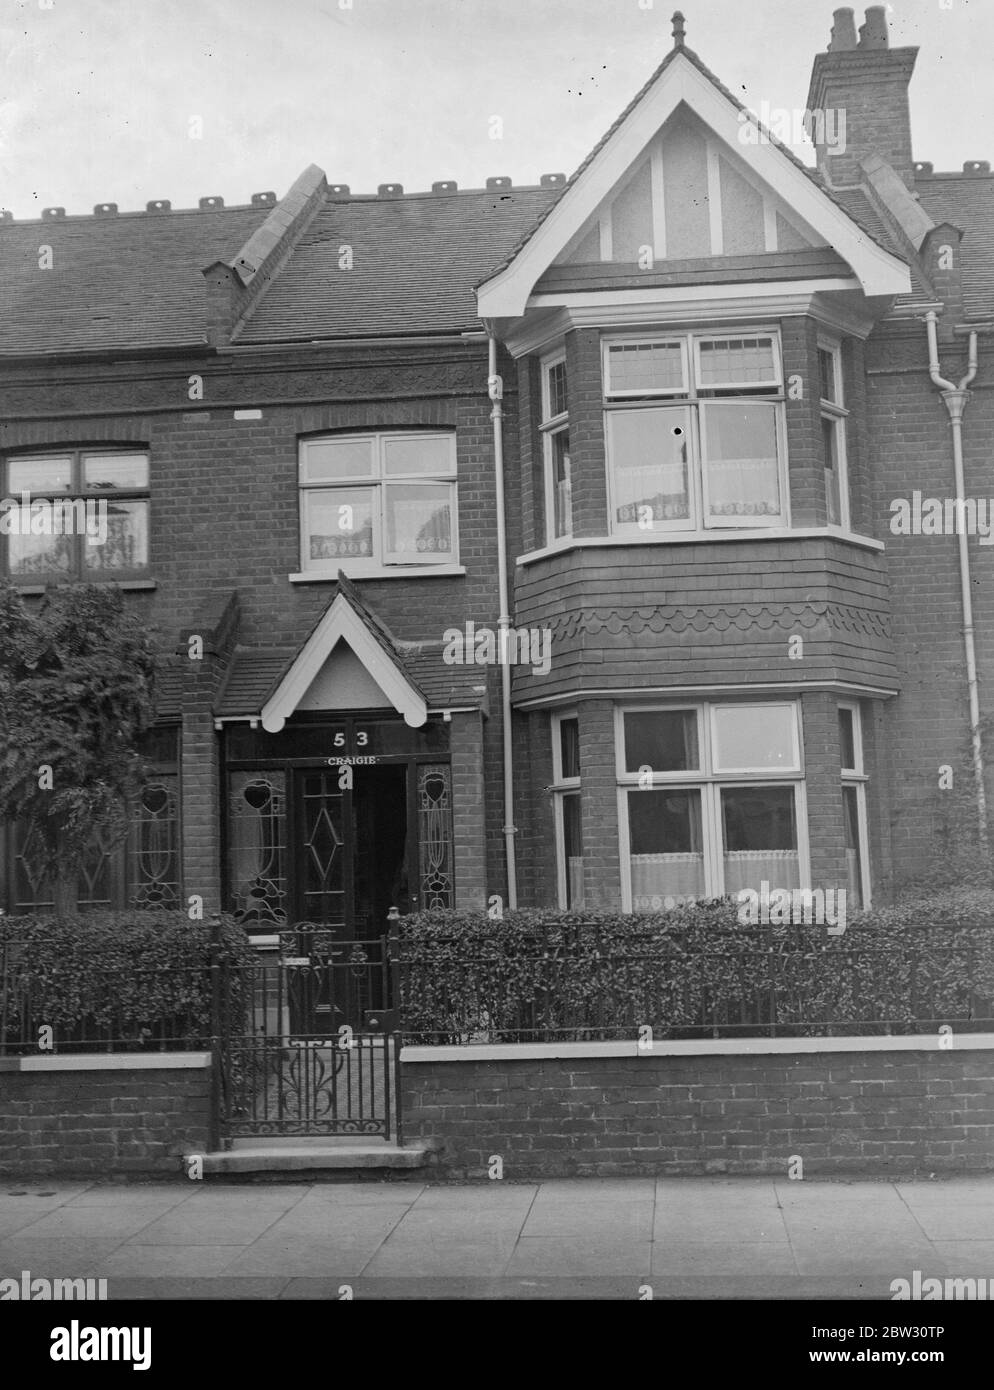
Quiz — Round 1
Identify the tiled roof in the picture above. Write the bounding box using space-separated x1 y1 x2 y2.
214 642 486 718
214 647 293 717
916 175 994 319
0 206 267 357
235 187 556 343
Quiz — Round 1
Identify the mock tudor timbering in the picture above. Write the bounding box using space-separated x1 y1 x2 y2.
0 7 992 922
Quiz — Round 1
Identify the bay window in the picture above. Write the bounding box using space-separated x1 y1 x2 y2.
839 701 869 908
300 431 457 573
552 712 584 908
603 331 787 535
541 354 572 542
617 701 805 910
819 340 849 528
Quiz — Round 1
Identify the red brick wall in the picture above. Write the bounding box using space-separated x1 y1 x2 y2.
0 1064 210 1176
403 1046 994 1178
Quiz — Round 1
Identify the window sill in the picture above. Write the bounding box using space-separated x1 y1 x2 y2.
10 577 157 594
516 527 884 566
289 564 466 583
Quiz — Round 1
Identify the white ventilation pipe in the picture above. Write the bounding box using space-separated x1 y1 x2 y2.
923 311 986 844
487 330 518 909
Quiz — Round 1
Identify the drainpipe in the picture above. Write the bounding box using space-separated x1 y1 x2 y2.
923 311 986 845
487 330 518 909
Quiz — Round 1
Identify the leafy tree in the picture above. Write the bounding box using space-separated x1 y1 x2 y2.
0 583 156 920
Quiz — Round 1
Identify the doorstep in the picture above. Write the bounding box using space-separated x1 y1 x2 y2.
188 1137 429 1175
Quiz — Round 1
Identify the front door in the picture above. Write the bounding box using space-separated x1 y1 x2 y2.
289 764 409 1033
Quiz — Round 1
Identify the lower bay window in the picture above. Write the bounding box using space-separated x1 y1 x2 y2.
616 701 806 910
552 712 584 909
839 700 870 908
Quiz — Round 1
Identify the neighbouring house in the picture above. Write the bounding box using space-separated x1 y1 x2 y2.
2 5 993 931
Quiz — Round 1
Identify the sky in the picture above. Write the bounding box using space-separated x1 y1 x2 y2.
0 0 991 218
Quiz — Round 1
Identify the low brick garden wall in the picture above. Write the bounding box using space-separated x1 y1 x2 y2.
401 1036 994 1179
0 1054 211 1177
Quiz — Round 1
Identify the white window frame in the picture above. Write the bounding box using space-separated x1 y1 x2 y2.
602 328 789 537
839 699 871 908
614 699 810 911
2 448 151 580
540 351 572 545
818 336 850 532
299 431 458 574
551 710 583 910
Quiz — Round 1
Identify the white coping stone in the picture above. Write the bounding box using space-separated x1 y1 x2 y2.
400 1033 994 1063
9 1052 212 1072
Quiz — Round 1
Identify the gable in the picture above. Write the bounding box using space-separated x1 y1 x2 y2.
297 642 392 713
478 46 910 318
555 106 823 269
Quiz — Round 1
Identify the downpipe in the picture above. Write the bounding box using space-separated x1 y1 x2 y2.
923 312 986 846
487 331 518 909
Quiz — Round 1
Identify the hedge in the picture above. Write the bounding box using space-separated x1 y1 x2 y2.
0 911 255 1053
399 890 994 1043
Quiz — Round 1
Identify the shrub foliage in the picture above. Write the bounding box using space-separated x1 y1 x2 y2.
0 911 255 1053
400 892 994 1043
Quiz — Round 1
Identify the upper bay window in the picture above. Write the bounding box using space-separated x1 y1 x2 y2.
2 450 150 580
541 354 572 543
299 431 458 574
603 331 787 536
819 339 850 528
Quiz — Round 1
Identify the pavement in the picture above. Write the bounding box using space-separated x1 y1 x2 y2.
1 1174 993 1299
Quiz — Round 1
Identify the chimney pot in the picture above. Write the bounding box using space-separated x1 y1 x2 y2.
858 5 889 49
829 8 857 51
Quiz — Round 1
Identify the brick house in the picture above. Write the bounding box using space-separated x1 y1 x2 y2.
1 5 992 930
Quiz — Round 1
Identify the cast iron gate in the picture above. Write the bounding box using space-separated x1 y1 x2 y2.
210 922 402 1147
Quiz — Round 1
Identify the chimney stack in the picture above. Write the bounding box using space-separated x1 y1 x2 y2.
807 7 918 189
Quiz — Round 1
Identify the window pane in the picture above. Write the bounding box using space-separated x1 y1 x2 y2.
83 453 149 490
818 348 837 404
7 456 72 494
562 792 584 909
302 438 375 481
843 784 863 909
606 407 691 527
306 488 374 561
83 499 149 570
712 704 796 771
698 336 777 387
702 401 780 520
547 360 568 419
839 707 856 771
550 429 572 538
8 530 74 576
721 786 799 894
627 788 705 908
624 710 699 773
607 341 684 395
823 417 841 524
559 717 580 779
383 482 454 561
382 435 454 477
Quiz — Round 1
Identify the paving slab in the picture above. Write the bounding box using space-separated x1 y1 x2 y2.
8 1205 183 1241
